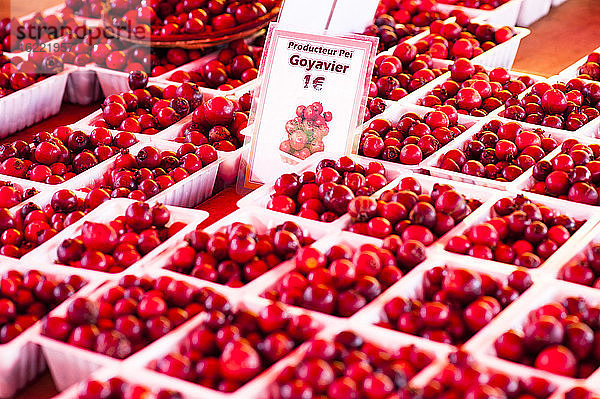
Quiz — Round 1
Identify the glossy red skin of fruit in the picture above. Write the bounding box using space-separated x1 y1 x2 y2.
379 265 523 344
151 303 318 392
166 221 313 287
494 296 600 378
446 195 578 268
274 330 432 397
3 269 85 344
263 243 404 317
43 275 228 360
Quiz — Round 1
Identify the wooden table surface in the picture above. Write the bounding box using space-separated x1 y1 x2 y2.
1 0 600 397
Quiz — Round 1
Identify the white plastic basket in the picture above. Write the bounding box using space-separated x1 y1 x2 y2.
339 171 501 245
351 103 479 171
463 280 600 383
471 26 531 69
435 191 600 277
508 134 600 196
244 231 434 317
0 126 142 194
352 254 538 345
56 139 223 208
236 152 407 226
32 269 228 391
0 63 70 138
517 0 551 26
0 261 103 398
20 198 208 276
435 0 524 26
143 207 333 291
491 76 600 138
421 116 574 190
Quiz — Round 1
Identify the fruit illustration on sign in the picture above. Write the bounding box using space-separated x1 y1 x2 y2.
280 102 332 160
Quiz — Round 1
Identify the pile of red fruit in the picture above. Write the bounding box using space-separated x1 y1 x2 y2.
499 79 600 130
42 274 219 359
0 52 64 98
107 0 281 39
0 181 38 208
529 138 600 205
436 119 560 182
364 0 449 52
577 51 600 82
76 377 182 399
418 58 536 116
368 43 447 104
0 269 85 343
280 102 331 160
346 177 482 243
565 387 600 399
0 126 137 185
414 20 515 61
494 296 600 377
55 202 186 273
166 220 314 287
559 241 600 288
63 0 102 18
176 94 251 151
81 143 218 202
436 0 512 9
408 351 558 398
262 243 414 317
168 39 262 90
0 189 91 259
91 77 202 134
266 157 389 222
271 330 433 398
446 195 581 267
150 302 319 393
378 266 530 344
0 13 78 52
359 106 470 165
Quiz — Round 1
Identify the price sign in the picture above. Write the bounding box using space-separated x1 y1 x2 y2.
242 24 377 189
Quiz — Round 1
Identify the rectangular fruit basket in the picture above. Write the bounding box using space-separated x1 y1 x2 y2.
335 172 501 248
20 198 208 276
420 116 574 190
0 261 104 398
434 191 600 277
31 268 231 391
142 207 333 292
351 253 538 345
489 76 600 138
236 152 408 227
242 230 434 317
462 279 600 383
120 294 333 399
0 58 71 138
350 103 480 171
0 125 145 194
400 66 546 111
507 134 600 198
58 138 225 208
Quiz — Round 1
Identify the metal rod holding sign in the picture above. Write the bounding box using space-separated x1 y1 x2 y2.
239 23 378 190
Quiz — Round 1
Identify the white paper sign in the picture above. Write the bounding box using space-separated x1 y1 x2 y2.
328 0 380 35
243 24 377 189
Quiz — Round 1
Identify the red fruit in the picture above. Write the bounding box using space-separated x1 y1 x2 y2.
220 340 261 382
